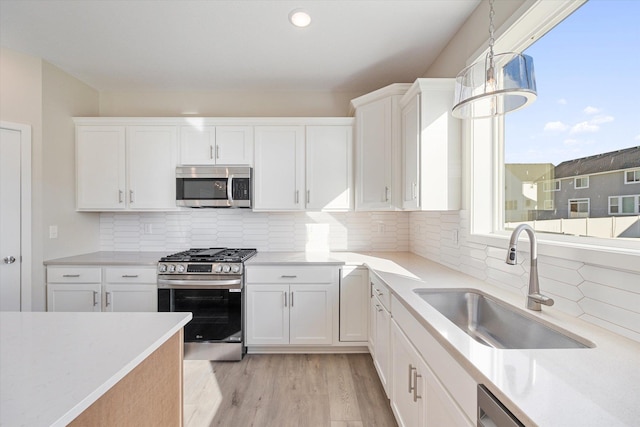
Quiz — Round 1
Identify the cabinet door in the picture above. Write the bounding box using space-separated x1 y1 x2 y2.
425 368 474 427
402 94 420 210
356 98 393 210
246 284 289 345
373 297 391 396
253 126 305 210
127 126 178 210
340 267 369 342
104 284 157 312
391 321 426 427
180 126 216 165
215 126 254 165
47 283 101 312
76 126 126 210
289 284 333 345
369 292 377 354
306 126 353 211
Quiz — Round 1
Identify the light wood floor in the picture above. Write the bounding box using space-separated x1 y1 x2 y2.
184 354 398 427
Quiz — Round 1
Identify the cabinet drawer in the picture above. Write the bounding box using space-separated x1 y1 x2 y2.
47 267 102 283
105 267 157 284
370 273 391 311
246 266 337 284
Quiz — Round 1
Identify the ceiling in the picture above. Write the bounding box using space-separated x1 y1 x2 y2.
0 0 480 94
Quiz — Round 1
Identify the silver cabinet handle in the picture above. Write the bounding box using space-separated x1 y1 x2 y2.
118 190 124 203
306 190 310 204
129 190 135 203
409 364 416 393
63 274 80 278
3 256 16 264
121 275 138 278
92 291 98 306
281 275 297 279
216 145 220 159
284 291 288 307
375 304 383 312
209 145 214 160
105 291 111 307
413 370 422 402
375 289 383 297
295 190 299 204
290 291 294 307
384 186 390 202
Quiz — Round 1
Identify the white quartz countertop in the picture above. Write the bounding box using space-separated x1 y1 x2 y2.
0 311 192 427
44 251 167 266
248 251 640 427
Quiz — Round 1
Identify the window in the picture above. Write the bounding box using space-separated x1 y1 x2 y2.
543 180 561 192
609 195 640 215
544 199 554 210
626 169 640 184
575 176 589 189
569 198 590 218
505 200 518 210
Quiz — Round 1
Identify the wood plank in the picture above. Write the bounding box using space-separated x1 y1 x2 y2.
326 354 362 422
70 330 183 427
183 361 222 427
349 354 398 427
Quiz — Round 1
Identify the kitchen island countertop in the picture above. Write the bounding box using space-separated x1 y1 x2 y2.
0 311 191 427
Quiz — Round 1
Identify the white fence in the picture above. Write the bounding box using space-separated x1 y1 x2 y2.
506 216 640 238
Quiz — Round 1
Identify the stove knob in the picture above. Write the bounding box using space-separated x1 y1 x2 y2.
215 264 223 273
176 264 185 273
168 264 176 273
222 264 231 273
158 264 167 273
231 264 241 273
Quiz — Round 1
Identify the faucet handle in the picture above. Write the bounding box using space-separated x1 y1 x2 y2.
528 293 554 307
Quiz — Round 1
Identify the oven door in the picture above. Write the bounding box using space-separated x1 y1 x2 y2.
158 286 242 343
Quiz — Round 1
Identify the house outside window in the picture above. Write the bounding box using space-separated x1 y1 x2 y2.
575 176 589 189
569 198 590 218
626 169 640 184
609 195 640 215
543 180 560 192
544 199 554 210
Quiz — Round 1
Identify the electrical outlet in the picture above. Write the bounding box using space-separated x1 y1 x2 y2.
49 225 58 239
143 223 153 235
452 229 459 246
377 222 385 233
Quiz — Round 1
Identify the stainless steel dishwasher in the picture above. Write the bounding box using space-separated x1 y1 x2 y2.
477 385 524 427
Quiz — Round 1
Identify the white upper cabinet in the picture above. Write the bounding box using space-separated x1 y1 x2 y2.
76 126 126 210
126 126 178 210
253 126 305 211
351 84 411 211
76 122 178 211
400 79 461 211
179 125 253 165
306 126 353 211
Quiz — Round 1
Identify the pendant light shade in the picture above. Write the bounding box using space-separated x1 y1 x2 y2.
452 0 537 119
452 52 537 119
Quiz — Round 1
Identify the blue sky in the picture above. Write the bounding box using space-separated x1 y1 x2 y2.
505 0 640 165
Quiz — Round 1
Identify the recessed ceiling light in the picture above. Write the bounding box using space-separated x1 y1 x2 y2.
289 9 311 28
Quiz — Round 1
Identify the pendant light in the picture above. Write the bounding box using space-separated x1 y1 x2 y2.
452 0 537 119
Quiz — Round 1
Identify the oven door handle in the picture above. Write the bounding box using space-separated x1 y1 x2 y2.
228 175 234 205
157 278 242 289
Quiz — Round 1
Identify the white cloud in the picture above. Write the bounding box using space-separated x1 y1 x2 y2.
584 106 601 115
591 115 614 125
570 121 600 134
544 121 569 131
557 98 568 105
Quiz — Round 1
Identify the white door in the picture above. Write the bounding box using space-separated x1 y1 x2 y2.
306 126 353 211
402 94 420 210
253 126 305 210
180 126 216 165
246 284 290 345
289 284 333 345
215 126 254 165
339 267 369 342
0 128 22 311
47 284 102 312
104 284 157 312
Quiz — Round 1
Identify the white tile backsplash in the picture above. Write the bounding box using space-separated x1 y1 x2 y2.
410 210 640 343
100 210 409 253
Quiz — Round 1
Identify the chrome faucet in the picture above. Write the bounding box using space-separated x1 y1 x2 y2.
506 224 554 311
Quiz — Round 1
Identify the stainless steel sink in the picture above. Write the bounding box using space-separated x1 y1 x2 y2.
414 288 594 349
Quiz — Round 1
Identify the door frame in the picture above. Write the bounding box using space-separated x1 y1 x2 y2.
1 121 32 311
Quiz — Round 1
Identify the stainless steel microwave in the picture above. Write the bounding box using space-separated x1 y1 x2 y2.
176 166 252 208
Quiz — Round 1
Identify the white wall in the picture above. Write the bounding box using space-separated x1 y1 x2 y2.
99 90 363 117
100 211 409 253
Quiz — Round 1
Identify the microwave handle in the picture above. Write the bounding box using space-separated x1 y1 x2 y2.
228 175 234 204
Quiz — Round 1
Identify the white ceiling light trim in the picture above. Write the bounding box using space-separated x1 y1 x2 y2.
289 9 311 27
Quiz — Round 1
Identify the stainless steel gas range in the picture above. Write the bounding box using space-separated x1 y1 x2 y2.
157 248 257 361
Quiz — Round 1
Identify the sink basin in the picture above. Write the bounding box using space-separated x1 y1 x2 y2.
414 288 594 349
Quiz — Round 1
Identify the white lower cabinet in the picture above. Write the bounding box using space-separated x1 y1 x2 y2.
47 266 157 312
339 267 369 342
370 274 392 396
245 266 338 347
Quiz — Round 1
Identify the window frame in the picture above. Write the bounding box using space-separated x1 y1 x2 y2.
625 169 640 184
544 199 554 210
568 198 590 218
543 179 561 192
574 176 589 189
609 195 640 215
466 0 640 272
